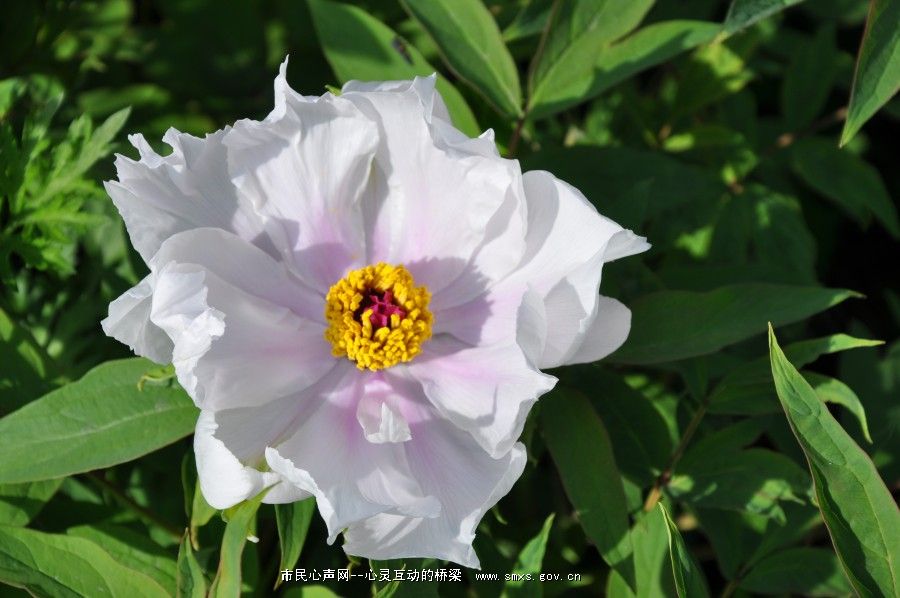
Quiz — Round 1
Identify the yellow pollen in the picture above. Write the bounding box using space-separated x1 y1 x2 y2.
324 263 433 371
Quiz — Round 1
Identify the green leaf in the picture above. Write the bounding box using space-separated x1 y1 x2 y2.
528 0 653 119
209 491 266 597
177 532 208 598
401 0 521 117
805 372 873 444
769 325 900 597
588 20 722 107
709 334 883 415
274 498 316 586
612 285 859 365
722 0 806 35
791 137 900 238
307 0 479 136
781 27 839 129
567 366 672 486
660 504 710 598
522 145 726 227
0 306 52 413
0 358 198 484
0 524 169 597
190 479 216 549
67 523 177 593
0 479 62 526
841 0 900 145
739 547 852 596
541 388 635 589
505 514 554 597
668 448 809 523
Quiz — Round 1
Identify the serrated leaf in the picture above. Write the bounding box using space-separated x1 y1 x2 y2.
402 0 521 117
307 0 479 136
660 504 710 598
612 285 859 365
791 137 900 238
0 358 198 484
274 498 316 587
841 0 900 145
528 0 653 119
769 325 900 597
176 532 207 598
0 525 169 597
541 387 635 590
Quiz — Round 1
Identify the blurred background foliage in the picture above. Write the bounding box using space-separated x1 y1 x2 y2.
0 0 898 596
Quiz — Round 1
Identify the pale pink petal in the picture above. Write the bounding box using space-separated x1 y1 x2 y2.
106 128 278 264
567 296 632 364
149 260 334 411
343 407 527 568
340 77 526 306
224 67 378 293
266 367 439 543
403 336 556 459
101 274 172 364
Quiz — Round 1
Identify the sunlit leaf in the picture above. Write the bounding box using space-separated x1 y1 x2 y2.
769 325 900 596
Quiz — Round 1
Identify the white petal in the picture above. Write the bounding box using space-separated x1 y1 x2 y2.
503 170 649 368
149 260 334 411
567 296 632 364
343 412 528 569
150 227 323 323
266 367 439 543
106 128 277 265
225 84 378 292
101 274 172 363
340 77 526 305
404 336 556 459
357 378 412 444
194 409 306 510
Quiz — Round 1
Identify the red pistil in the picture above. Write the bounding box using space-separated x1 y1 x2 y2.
359 290 406 328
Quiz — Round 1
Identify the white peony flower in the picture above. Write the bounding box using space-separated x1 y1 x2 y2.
102 59 649 568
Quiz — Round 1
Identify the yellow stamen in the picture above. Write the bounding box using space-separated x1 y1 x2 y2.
324 263 433 371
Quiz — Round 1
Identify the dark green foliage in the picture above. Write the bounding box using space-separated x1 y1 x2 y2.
1 0 897 596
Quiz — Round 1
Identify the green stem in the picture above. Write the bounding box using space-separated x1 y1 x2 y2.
643 397 710 512
86 471 183 541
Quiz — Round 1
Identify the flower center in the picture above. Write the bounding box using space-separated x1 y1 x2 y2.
324 263 433 371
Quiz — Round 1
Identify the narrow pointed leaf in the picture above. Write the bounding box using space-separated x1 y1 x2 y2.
209 491 266 597
275 498 316 586
769 325 900 597
401 0 521 117
660 504 710 598
177 532 208 598
613 285 859 365
505 514 555 596
841 0 900 145
528 0 653 119
307 0 479 136
723 0 806 35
